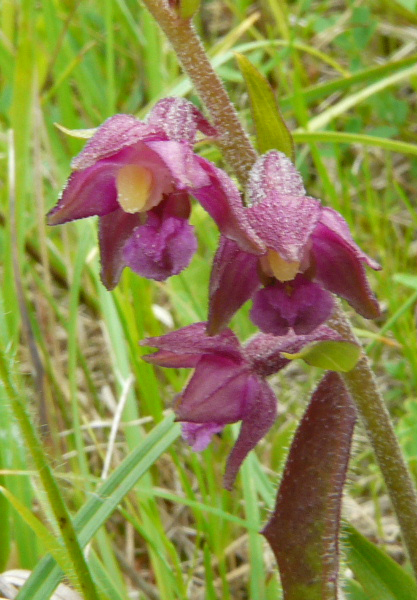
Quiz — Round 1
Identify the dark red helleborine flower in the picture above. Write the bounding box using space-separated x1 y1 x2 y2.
142 322 348 488
208 150 381 335
48 98 260 289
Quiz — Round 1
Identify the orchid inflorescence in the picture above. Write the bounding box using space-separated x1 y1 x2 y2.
48 96 380 486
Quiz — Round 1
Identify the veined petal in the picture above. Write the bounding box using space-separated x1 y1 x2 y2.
247 192 321 263
250 276 334 336
147 97 217 143
311 221 380 319
48 161 120 225
192 160 265 254
145 140 210 189
141 322 243 367
208 237 261 335
223 378 277 489
98 209 141 290
244 325 344 377
320 207 381 271
71 114 150 170
181 422 224 451
247 151 306 206
123 213 197 282
176 355 251 424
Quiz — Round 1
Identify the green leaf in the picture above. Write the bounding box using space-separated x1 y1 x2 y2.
393 273 417 291
179 0 200 19
344 523 417 600
235 53 294 159
282 340 361 372
15 415 180 600
54 122 96 139
0 486 72 575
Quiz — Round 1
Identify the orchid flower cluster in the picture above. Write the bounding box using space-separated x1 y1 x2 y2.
48 97 380 488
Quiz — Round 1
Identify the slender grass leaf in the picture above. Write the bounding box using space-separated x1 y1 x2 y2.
344 523 417 600
16 415 180 600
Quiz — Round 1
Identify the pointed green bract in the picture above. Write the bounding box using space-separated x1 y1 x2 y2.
54 123 96 139
235 52 294 159
263 373 356 600
282 340 361 372
179 0 200 19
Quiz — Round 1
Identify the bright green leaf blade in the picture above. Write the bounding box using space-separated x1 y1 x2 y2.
0 486 71 576
235 52 294 158
179 0 200 19
393 273 417 291
15 415 180 600
344 523 417 600
282 341 361 372
54 123 96 139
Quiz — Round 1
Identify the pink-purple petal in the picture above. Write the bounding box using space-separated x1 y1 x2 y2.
247 193 322 262
208 237 261 335
244 325 344 377
192 160 265 254
71 115 150 170
223 378 277 489
311 222 380 319
141 322 243 366
48 162 120 225
320 207 381 271
248 151 306 205
145 140 210 189
181 422 224 451
98 208 142 290
147 97 217 142
176 355 251 424
123 213 197 282
250 276 334 336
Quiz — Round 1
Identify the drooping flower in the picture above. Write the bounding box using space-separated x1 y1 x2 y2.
142 322 348 488
48 98 261 289
208 150 381 335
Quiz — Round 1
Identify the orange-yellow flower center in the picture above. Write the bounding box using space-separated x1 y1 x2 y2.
266 250 300 282
116 165 154 213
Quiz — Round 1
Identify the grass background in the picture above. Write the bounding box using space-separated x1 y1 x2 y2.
1 0 417 598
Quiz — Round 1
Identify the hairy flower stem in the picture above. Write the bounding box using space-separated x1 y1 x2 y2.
141 0 417 578
139 0 257 185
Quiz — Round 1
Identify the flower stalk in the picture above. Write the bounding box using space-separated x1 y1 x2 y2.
140 0 417 578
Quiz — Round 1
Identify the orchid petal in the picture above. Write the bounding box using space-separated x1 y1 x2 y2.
247 151 306 205
176 355 251 424
192 160 265 254
145 140 210 189
98 208 141 290
244 325 344 377
123 213 197 282
147 97 217 142
311 221 380 319
250 276 334 336
208 237 261 335
71 114 149 170
247 192 321 262
181 422 224 451
141 322 243 367
223 378 277 489
48 161 120 225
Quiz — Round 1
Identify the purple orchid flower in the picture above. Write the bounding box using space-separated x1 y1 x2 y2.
142 321 348 488
48 98 261 289
208 150 381 335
